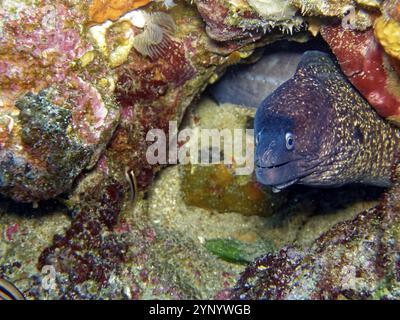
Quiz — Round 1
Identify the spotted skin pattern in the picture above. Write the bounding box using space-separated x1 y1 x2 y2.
254 51 400 191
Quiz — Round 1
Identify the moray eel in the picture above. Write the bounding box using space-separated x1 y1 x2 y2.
210 50 302 108
254 51 400 192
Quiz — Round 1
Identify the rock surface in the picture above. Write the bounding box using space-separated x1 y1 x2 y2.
232 179 400 300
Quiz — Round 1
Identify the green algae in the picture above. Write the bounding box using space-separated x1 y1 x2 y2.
204 238 274 264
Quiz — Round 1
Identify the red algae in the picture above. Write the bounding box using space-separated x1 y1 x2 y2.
321 25 400 120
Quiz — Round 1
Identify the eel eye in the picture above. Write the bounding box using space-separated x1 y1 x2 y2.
285 132 295 150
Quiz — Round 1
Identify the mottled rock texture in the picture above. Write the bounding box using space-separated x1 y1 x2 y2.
232 178 400 299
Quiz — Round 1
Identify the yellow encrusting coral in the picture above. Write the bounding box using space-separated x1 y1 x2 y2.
374 15 400 60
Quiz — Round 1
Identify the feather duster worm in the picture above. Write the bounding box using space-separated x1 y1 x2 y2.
132 12 176 60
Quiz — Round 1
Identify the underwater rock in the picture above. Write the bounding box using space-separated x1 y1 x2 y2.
87 9 179 68
37 171 128 287
0 96 385 299
292 0 375 31
356 0 382 8
32 168 240 299
232 179 400 300
97 0 285 198
291 0 356 17
1 0 281 203
35 0 286 293
87 0 152 24
321 25 400 123
247 0 298 21
194 0 304 43
2 0 396 301
0 1 120 202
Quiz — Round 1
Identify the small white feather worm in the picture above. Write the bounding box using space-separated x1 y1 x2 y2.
132 12 177 60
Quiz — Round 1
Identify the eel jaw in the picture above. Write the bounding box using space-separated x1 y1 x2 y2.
271 178 299 193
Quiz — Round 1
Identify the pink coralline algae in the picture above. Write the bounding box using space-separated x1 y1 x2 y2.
0 2 120 202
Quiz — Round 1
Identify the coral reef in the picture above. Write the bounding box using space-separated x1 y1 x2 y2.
1 0 280 298
38 172 126 287
1 0 283 204
1 96 383 299
13 0 286 296
0 0 399 301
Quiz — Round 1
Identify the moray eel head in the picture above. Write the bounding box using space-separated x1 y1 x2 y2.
254 52 335 192
255 51 400 191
